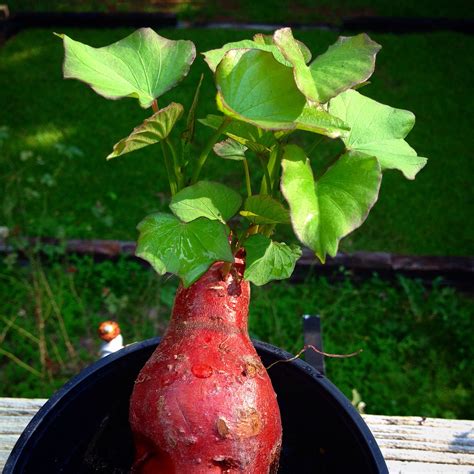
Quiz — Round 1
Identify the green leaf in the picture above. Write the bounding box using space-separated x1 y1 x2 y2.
169 181 242 224
329 89 428 179
310 34 380 103
240 195 290 224
136 213 233 287
253 32 312 63
213 138 247 161
214 48 305 128
281 145 381 262
107 102 183 159
199 114 276 153
215 49 349 138
273 28 316 102
203 35 311 72
274 29 381 104
293 104 351 137
244 234 301 286
57 28 196 108
204 39 282 72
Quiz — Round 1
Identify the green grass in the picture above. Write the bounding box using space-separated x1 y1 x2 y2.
1 256 472 419
7 0 473 22
0 28 473 255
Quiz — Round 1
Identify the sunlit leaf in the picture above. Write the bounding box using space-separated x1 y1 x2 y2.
329 89 427 179
281 145 381 262
57 28 196 108
253 32 312 63
203 35 311 72
136 213 233 287
107 102 183 159
309 34 380 103
240 195 290 224
170 181 242 224
244 234 301 285
215 49 349 137
274 28 381 104
273 28 316 101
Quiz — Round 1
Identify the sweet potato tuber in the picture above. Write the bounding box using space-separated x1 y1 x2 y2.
129 260 282 473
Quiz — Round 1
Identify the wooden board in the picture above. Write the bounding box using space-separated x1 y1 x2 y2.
1 398 473 472
0 398 46 469
363 414 474 473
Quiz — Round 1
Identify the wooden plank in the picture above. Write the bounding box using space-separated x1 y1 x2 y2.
0 415 36 434
381 447 473 465
386 460 474 473
363 415 474 455
0 398 45 416
363 414 474 429
376 436 474 453
0 434 21 451
363 414 474 471
0 399 47 470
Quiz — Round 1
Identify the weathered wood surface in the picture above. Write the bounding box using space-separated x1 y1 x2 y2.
0 398 45 470
363 414 474 473
1 398 473 472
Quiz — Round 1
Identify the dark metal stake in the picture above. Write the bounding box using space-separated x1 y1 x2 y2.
302 314 325 375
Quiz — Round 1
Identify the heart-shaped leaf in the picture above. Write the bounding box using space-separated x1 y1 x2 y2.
281 145 381 262
215 49 349 137
199 114 276 152
244 234 301 286
57 29 196 108
329 89 428 179
240 195 290 224
107 102 183 159
216 49 303 127
274 28 381 104
136 213 233 287
170 181 242 224
213 138 248 161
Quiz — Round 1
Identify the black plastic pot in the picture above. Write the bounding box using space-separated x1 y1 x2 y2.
5 338 387 473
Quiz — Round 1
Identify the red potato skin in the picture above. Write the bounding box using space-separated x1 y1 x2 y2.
129 261 282 473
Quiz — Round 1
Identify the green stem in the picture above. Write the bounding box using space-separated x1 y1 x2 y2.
191 117 231 184
161 142 177 195
262 224 276 238
243 159 252 197
307 135 324 155
258 153 272 195
270 146 282 197
165 137 183 191
153 99 178 194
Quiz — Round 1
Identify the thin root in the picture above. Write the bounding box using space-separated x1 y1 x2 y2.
266 345 362 371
